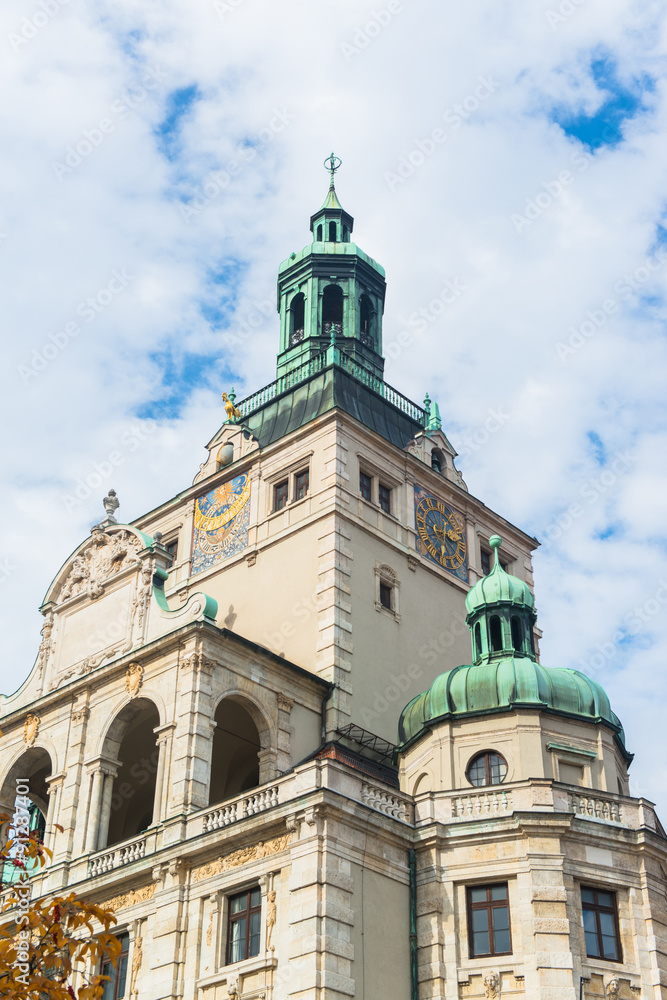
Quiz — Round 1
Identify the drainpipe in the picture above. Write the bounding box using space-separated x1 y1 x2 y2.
409 849 418 1000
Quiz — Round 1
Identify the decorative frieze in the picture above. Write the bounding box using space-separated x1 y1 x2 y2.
192 834 290 882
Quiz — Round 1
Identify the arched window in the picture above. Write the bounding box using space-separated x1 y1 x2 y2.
289 292 305 347
360 295 374 347
329 221 337 242
209 700 262 805
489 615 502 652
467 751 508 787
431 449 443 474
511 616 523 653
105 701 160 849
316 224 323 241
0 748 52 883
474 622 482 659
322 284 343 337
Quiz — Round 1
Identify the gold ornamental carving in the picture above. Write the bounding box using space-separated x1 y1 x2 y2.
99 882 157 912
125 662 144 698
23 714 40 748
193 834 290 883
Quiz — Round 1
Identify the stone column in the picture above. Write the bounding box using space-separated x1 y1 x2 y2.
151 725 175 826
96 768 117 852
44 773 65 858
84 769 105 853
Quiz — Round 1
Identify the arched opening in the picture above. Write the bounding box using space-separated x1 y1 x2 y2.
209 700 262 805
289 292 305 347
0 748 52 882
489 615 502 653
343 225 349 242
105 701 160 849
474 622 482 660
431 449 443 474
511 616 523 653
329 220 337 242
322 284 343 338
360 295 374 347
316 224 323 241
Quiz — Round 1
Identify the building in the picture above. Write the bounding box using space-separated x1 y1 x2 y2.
1 160 666 1000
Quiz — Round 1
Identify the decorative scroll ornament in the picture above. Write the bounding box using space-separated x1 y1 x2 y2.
125 663 144 698
23 713 40 748
57 528 141 604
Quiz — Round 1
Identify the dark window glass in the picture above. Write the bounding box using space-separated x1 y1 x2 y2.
317 224 323 241
511 616 523 653
274 480 288 511
329 221 337 242
467 751 508 787
343 225 349 242
227 888 262 964
490 615 502 652
581 887 621 961
165 540 178 566
378 483 391 514
379 583 392 610
474 622 482 659
481 549 491 575
359 472 372 501
467 884 511 958
289 293 305 346
295 469 309 500
101 932 129 1000
431 450 442 473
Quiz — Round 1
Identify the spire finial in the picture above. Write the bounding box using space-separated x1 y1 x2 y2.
489 535 503 568
324 152 342 189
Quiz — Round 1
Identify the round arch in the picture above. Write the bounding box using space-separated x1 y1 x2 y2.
208 693 274 807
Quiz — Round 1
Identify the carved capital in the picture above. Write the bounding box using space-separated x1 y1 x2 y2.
277 693 294 713
72 706 90 725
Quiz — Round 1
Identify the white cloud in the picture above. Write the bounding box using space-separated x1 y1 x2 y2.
1 0 666 813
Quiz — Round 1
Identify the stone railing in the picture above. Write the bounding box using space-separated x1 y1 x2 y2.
360 782 409 821
203 784 280 833
569 792 622 824
88 833 147 877
451 788 513 820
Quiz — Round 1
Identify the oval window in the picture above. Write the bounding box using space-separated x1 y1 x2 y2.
467 751 508 787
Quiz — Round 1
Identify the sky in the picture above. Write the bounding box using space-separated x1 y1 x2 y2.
1 0 666 812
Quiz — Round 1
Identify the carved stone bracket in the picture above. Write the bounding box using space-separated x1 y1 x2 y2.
125 662 144 698
23 714 40 747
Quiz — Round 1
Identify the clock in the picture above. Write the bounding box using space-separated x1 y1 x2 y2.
191 473 251 575
414 486 467 581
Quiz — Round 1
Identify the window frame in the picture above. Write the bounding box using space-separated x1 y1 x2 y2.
359 470 373 502
581 886 622 963
101 931 129 1000
294 468 309 501
273 479 289 512
378 482 391 514
466 750 508 788
466 883 512 959
379 582 392 610
164 539 178 567
226 887 262 966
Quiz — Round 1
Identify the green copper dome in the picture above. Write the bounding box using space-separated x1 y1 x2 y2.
465 535 535 618
398 535 630 759
398 658 629 756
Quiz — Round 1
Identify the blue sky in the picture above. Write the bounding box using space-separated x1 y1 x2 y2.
1 0 666 811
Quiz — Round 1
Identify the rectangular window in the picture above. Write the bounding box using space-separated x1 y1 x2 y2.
467 884 512 958
101 932 129 1000
581 887 621 961
165 540 178 566
359 471 372 502
378 483 391 514
227 888 262 965
274 480 289 511
481 549 491 575
379 582 393 609
295 469 309 500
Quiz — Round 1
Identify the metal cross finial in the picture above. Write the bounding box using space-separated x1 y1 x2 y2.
324 152 342 186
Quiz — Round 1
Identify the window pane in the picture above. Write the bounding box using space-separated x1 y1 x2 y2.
470 888 488 904
472 909 489 933
473 929 490 955
597 891 614 908
585 929 601 957
469 759 486 786
230 917 246 963
231 896 246 914
581 888 596 904
490 885 507 901
602 934 619 961
116 953 128 998
360 472 372 501
249 911 261 956
250 889 261 908
492 906 511 954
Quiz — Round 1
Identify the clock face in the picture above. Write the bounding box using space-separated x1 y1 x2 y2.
414 486 467 581
191 473 251 575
